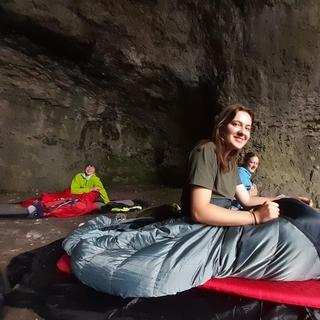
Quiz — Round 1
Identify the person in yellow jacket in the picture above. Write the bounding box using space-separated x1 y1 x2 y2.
70 164 110 204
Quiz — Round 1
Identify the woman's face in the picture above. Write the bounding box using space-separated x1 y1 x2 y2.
224 111 252 151
85 165 96 176
246 156 259 173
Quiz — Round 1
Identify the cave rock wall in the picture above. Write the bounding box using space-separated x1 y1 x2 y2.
0 0 318 201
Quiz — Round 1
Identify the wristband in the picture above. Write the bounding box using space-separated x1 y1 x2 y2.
252 210 258 225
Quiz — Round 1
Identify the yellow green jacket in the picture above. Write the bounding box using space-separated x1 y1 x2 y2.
70 173 110 204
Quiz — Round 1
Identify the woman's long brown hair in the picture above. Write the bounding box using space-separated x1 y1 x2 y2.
212 104 254 172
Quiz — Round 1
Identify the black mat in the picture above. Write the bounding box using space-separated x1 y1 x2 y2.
0 200 150 219
0 204 28 218
3 236 320 320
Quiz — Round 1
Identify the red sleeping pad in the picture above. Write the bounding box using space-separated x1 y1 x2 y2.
56 254 72 273
200 277 320 308
57 253 320 308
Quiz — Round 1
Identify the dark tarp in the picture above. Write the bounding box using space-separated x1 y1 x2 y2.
4 237 320 320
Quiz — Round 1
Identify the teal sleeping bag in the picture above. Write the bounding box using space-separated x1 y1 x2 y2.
63 198 320 298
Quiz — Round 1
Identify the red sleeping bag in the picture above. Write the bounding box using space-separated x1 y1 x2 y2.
21 189 99 218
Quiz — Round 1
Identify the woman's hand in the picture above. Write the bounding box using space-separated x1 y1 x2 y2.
274 195 314 207
91 186 101 192
296 196 313 207
253 201 280 224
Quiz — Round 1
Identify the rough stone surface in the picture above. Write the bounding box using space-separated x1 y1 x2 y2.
0 1 318 199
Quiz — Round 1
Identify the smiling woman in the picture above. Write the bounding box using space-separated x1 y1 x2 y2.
181 104 313 226
211 104 254 173
238 152 260 199
244 152 259 174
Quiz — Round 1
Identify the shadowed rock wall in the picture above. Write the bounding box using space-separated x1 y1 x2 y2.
0 1 318 202
211 1 320 199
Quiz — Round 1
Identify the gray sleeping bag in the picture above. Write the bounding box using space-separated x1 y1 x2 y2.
63 198 320 298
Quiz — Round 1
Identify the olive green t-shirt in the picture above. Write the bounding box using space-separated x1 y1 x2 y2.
181 141 241 214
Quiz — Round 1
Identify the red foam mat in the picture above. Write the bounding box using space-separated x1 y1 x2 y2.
57 254 320 308
199 277 320 308
56 254 72 274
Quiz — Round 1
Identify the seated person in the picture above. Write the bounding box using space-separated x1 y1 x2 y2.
238 152 259 196
71 164 110 204
232 152 259 209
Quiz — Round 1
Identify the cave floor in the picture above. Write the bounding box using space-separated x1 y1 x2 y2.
0 185 182 320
